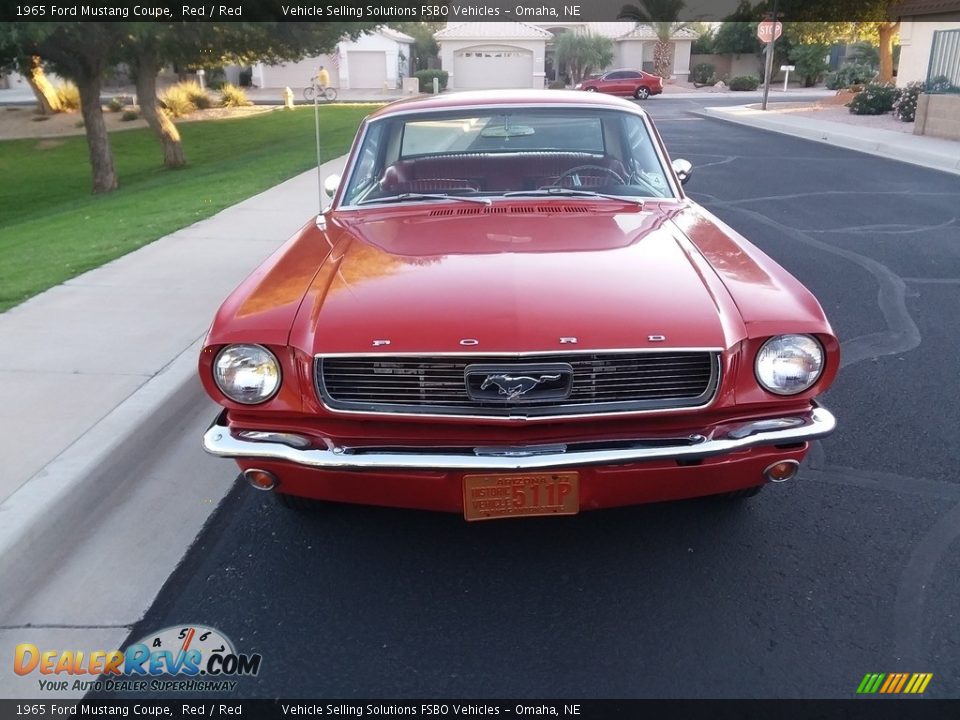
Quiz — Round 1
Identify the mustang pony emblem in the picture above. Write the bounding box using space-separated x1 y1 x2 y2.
480 373 562 401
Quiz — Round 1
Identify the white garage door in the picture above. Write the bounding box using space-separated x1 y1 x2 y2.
454 47 533 89
348 51 386 89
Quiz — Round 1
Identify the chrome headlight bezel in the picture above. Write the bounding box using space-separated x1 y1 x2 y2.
754 334 825 396
213 344 282 405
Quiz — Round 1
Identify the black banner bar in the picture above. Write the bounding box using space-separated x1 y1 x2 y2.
1 699 959 720
0 0 913 23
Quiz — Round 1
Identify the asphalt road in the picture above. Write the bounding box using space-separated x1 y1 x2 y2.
113 98 960 699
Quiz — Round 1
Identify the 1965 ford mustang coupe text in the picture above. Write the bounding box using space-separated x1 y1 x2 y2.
200 90 838 521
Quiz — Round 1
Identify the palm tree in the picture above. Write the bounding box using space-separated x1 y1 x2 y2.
618 0 691 80
554 32 615 84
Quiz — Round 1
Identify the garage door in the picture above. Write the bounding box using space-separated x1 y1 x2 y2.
453 47 533 89
347 51 386 89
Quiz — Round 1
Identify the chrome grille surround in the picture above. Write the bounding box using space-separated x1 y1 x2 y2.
315 350 721 419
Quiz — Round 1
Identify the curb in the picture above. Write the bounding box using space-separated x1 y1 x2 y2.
695 106 960 176
0 335 228 620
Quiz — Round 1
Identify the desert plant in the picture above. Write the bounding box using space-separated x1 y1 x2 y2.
847 42 880 70
107 96 124 113
825 63 876 90
848 82 897 115
690 62 715 85
120 109 139 121
892 80 924 122
159 84 196 117
219 83 252 107
729 75 760 91
55 82 80 111
548 79 567 89
181 81 213 109
414 69 449 93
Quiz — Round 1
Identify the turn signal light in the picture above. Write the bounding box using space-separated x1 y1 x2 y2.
764 460 800 483
243 468 278 491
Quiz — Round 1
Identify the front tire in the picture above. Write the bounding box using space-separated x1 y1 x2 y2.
634 87 650 100
585 86 597 92
303 86 316 102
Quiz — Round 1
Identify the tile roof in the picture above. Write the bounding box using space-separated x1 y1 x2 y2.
434 22 555 40
616 24 700 40
377 27 415 43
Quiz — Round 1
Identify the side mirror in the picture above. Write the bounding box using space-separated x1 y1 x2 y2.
323 173 341 199
672 159 692 186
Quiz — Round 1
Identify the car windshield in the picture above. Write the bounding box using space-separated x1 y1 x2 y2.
340 106 675 206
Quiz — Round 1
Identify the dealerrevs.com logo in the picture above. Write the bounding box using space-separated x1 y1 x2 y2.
15 625 262 693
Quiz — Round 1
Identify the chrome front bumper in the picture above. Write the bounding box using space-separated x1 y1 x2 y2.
201 404 835 472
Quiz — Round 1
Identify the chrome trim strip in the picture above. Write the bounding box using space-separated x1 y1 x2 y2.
314 347 724 358
202 405 836 471
313 351 722 420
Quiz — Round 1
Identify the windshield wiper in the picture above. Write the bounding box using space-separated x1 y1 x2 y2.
502 188 644 206
358 193 491 206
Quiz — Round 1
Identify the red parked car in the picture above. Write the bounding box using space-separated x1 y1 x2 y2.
200 90 838 521
575 69 664 99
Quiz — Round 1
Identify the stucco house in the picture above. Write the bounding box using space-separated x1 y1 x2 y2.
894 3 960 86
434 21 698 90
251 27 414 90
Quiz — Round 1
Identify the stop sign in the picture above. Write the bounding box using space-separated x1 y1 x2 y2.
757 21 783 43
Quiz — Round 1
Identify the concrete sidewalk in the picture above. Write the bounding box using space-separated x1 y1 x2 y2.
700 103 960 175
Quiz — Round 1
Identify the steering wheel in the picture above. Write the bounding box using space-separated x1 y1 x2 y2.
554 164 625 187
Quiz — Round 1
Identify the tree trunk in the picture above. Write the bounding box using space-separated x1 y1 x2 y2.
134 52 186 169
25 56 62 115
653 41 675 80
878 21 900 84
76 73 118 193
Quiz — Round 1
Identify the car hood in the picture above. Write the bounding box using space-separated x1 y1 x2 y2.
289 203 743 355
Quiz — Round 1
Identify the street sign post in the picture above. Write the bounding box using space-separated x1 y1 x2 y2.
781 64 795 91
758 10 782 111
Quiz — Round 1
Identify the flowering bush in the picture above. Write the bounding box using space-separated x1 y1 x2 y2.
893 81 924 122
848 82 897 115
925 75 956 94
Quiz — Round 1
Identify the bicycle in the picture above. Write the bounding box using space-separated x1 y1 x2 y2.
303 81 337 103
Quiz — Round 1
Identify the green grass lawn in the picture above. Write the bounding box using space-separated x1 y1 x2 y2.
0 105 375 312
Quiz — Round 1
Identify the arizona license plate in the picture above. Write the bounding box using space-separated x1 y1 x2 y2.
462 472 580 522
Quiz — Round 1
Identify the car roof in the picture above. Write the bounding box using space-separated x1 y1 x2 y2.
366 89 647 120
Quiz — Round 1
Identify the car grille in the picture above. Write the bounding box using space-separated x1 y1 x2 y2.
316 351 719 418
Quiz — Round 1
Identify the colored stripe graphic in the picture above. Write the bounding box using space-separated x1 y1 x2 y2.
857 673 932 694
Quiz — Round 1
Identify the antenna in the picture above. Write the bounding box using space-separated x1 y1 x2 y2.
314 85 323 217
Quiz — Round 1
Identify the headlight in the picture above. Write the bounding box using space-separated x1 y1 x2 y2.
213 344 281 404
755 334 824 395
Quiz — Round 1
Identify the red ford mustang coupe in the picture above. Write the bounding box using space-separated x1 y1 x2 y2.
575 69 664 99
200 90 838 521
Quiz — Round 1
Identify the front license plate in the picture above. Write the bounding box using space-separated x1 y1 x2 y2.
462 472 580 522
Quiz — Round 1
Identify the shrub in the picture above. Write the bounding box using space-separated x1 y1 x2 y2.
107 96 124 113
690 62 715 85
548 80 567 89
729 75 759 91
414 69 449 94
893 80 924 122
788 43 830 87
219 83 252 107
825 63 876 90
181 80 213 109
848 82 897 115
925 75 956 94
120 109 139 122
159 84 196 117
56 82 80 111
